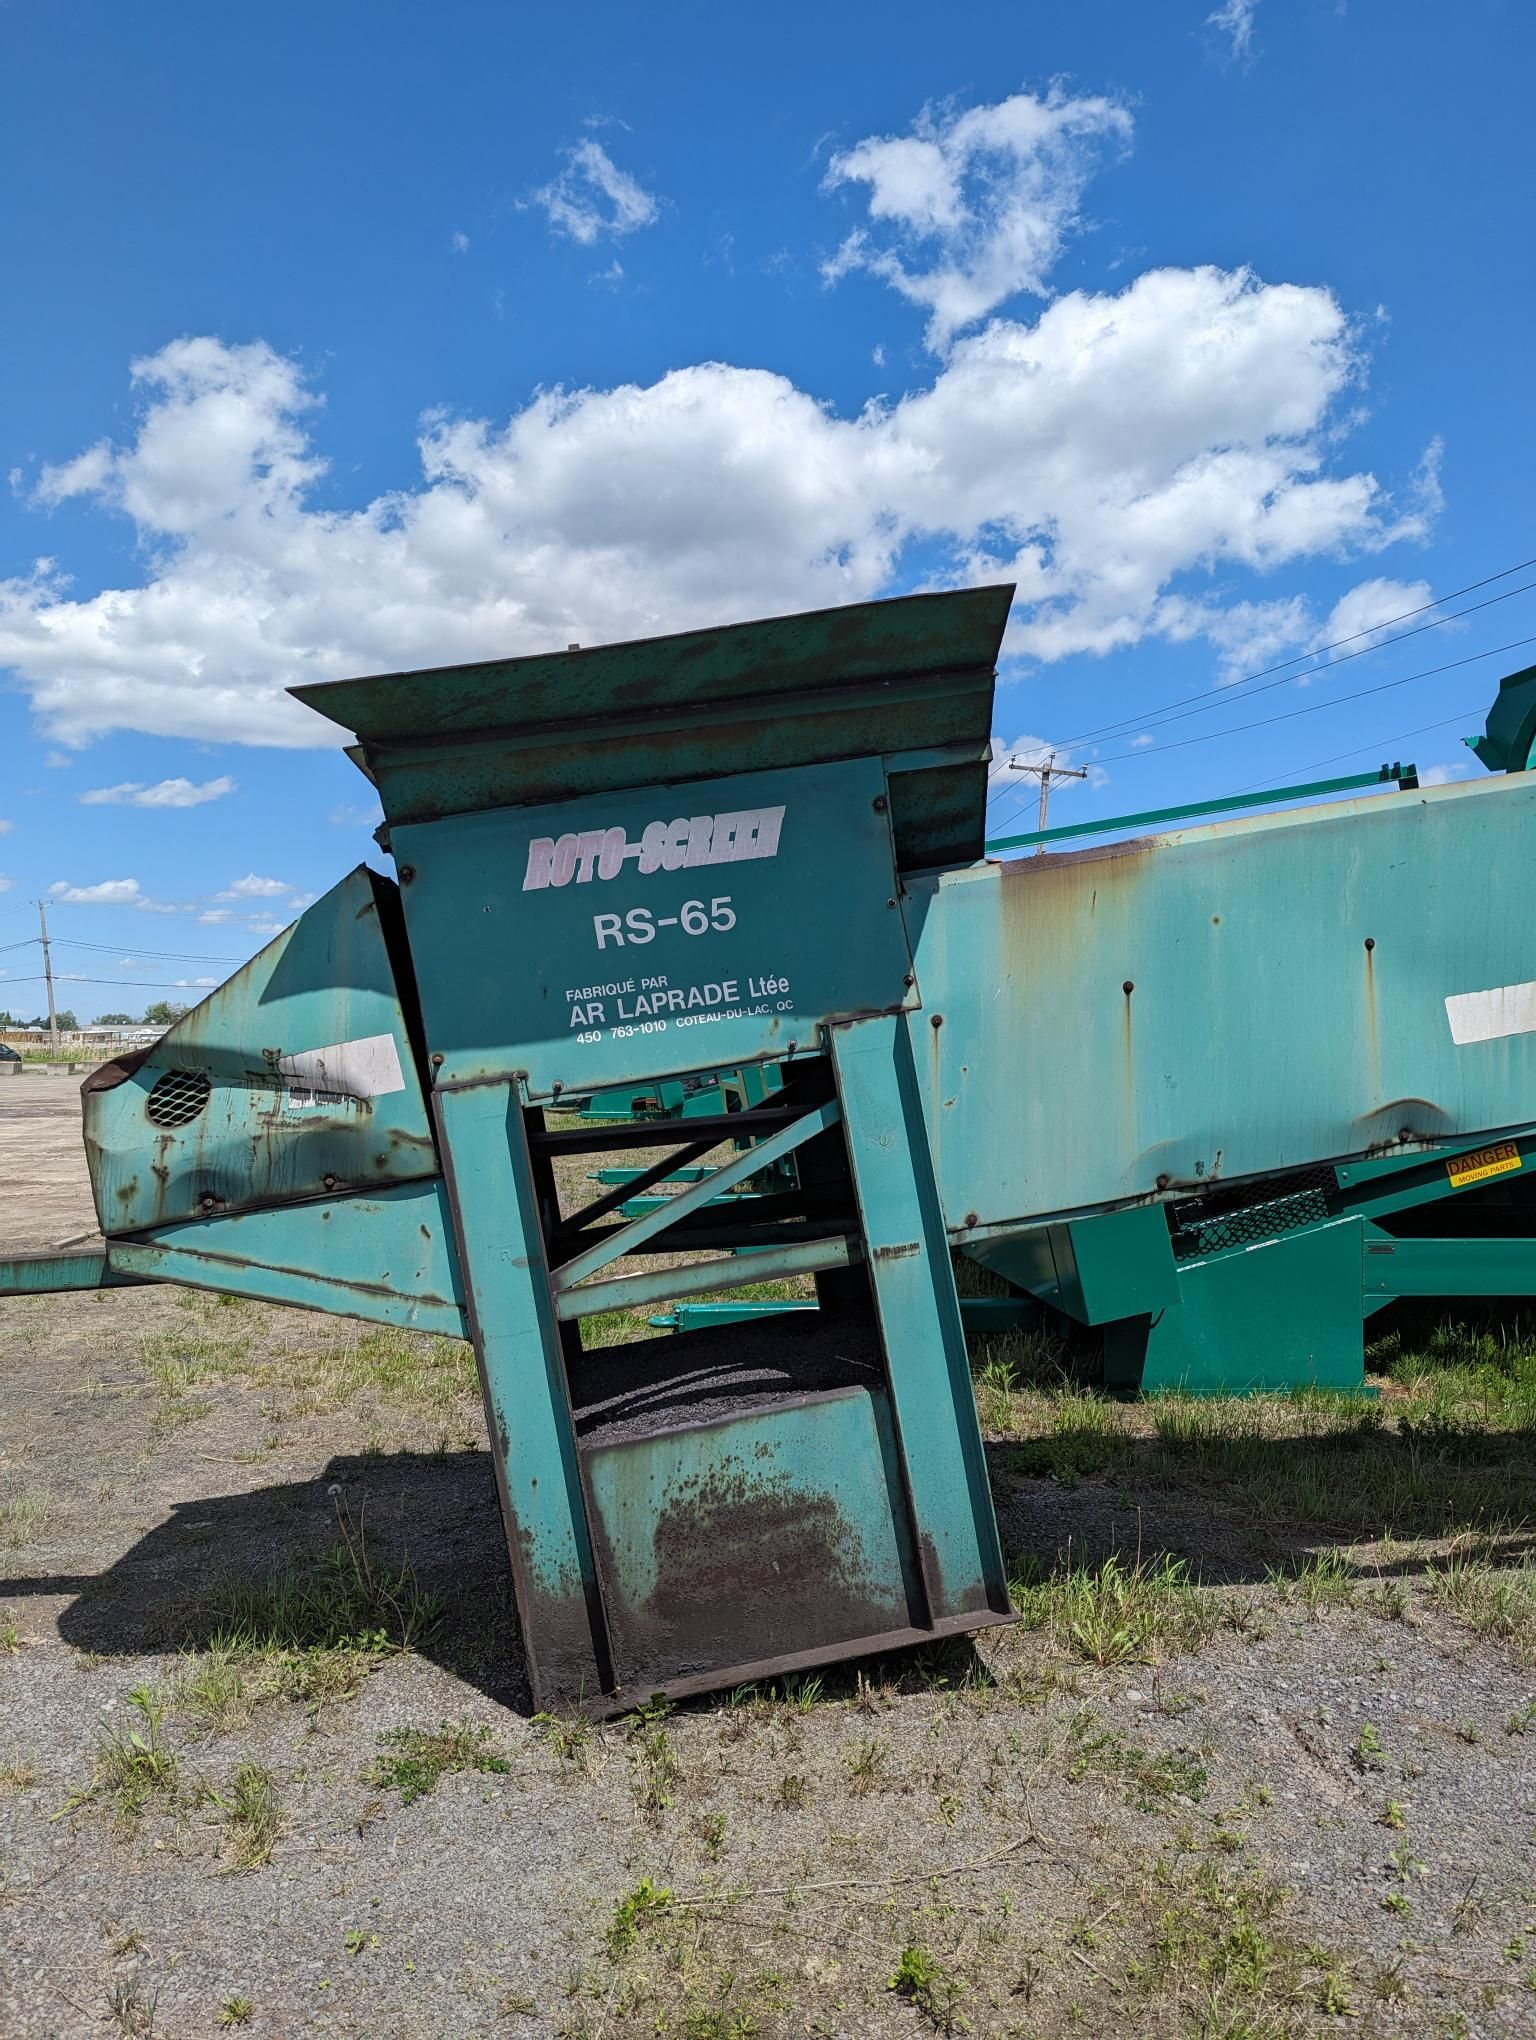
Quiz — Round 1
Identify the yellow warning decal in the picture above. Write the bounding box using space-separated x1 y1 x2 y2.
1447 1140 1523 1189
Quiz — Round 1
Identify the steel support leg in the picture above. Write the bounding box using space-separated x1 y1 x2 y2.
830 1013 1010 1623
433 1081 612 1709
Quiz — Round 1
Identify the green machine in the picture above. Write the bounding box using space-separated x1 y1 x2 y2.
5 587 1536 1708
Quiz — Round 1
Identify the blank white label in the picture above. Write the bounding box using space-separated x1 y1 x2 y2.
277 1032 406 1098
1445 981 1536 1046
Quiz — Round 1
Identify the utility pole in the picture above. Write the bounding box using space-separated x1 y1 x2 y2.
1007 752 1090 853
37 900 59 1059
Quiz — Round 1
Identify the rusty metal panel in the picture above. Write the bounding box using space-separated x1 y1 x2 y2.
84 868 438 1234
912 771 1536 1230
581 1385 919 1692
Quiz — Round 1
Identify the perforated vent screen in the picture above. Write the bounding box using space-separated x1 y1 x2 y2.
145 1068 212 1129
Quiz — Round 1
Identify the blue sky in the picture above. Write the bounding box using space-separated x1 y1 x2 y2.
0 0 1531 1018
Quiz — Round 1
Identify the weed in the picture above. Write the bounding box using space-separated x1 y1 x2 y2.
212 1763 280 1868
630 1720 678 1818
698 1810 727 1857
776 1772 812 1809
71 1685 178 1831
606 1877 673 1957
1353 1722 1386 1773
1317 1972 1356 2015
972 1353 1019 1435
1388 1837 1426 1882
186 1495 441 1714
1379 1798 1406 1829
0 1611 19 1652
1011 1552 1216 1666
1380 1891 1411 1916
1265 1550 1356 1613
1506 1701 1536 1736
215 1998 254 2027
172 1644 248 1733
888 1945 970 2034
1010 1385 1128 1485
105 1976 157 2036
533 1710 593 1767
845 1737 885 1790
498 1989 537 2017
1429 1556 1536 1656
779 1672 823 1712
369 1722 510 1804
0 1759 37 1794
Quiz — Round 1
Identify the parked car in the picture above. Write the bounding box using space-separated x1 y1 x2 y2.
0 1043 20 1063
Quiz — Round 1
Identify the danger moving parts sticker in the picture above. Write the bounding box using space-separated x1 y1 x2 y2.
1446 1140 1523 1190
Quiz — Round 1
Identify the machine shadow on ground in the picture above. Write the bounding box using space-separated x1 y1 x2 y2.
7 1416 1531 1716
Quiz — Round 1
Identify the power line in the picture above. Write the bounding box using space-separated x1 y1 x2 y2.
0 973 221 992
1232 708 1489 793
1083 631 1536 767
986 631 1536 837
1048 554 1536 753
51 937 250 964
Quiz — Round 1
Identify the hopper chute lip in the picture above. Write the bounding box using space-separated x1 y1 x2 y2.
288 584 1015 746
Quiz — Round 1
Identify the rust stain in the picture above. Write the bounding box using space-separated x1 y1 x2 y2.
593 1456 902 1689
1362 936 1381 1103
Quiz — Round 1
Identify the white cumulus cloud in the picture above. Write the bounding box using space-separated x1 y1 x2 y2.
822 87 1133 348
0 271 1436 749
49 877 145 904
1205 576 1434 681
79 775 235 808
530 139 660 245
219 874 287 898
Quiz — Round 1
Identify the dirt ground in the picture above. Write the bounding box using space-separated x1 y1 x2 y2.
1 1078 1534 2038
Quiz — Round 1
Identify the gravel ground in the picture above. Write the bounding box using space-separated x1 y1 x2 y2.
2 1085 1535 2037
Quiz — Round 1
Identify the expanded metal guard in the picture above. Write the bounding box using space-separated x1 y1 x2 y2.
1169 1163 1338 1259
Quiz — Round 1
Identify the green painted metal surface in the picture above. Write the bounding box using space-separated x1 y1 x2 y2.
0 1249 142 1293
984 764 1418 854
85 866 436 1233
387 755 917 1100
1469 661 1536 772
1102 1221 1368 1396
110 1179 467 1337
293 584 1008 872
915 771 1536 1224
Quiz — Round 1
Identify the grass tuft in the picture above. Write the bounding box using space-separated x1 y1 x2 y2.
178 1495 441 1718
0 1487 55 1549
368 1721 510 1804
70 1685 178 1833
1428 1554 1536 1657
1011 1553 1217 1666
211 1762 280 1869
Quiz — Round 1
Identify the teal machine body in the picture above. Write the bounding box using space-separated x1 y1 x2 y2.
8 589 1536 1708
